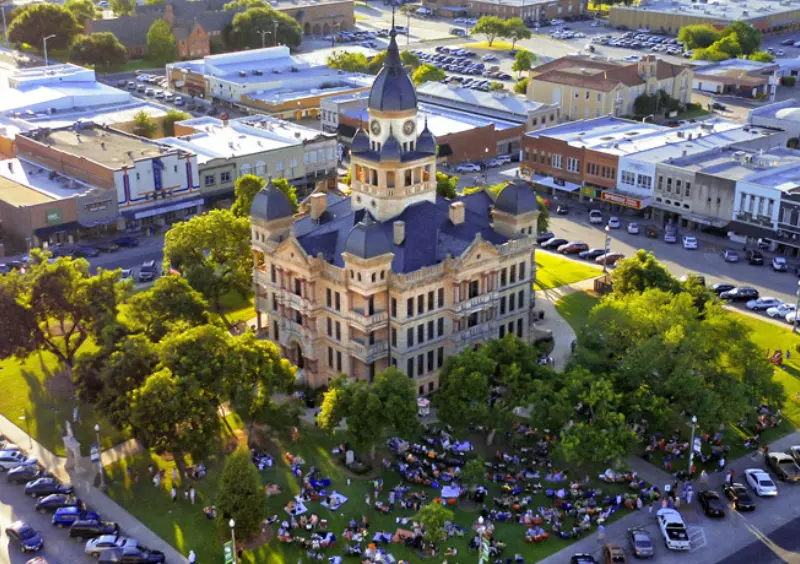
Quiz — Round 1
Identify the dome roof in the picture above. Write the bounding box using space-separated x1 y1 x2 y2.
775 107 800 122
495 176 539 216
380 129 403 161
250 178 293 221
344 213 392 259
368 29 417 112
351 128 370 154
416 121 436 155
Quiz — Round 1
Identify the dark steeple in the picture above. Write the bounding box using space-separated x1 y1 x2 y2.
367 5 417 112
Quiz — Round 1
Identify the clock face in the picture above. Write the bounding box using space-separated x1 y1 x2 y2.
370 120 381 136
403 119 415 136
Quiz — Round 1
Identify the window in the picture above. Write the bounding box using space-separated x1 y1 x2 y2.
552 154 563 169
509 292 515 311
328 347 333 367
468 312 478 328
510 264 517 284
391 328 397 347
427 350 434 372
271 293 277 311
255 162 265 176
428 291 434 311
334 292 341 311
437 347 444 368
427 320 434 340
327 317 332 337
517 318 523 337
519 261 526 280
417 325 424 343
675 179 682 196
585 90 590 99
500 296 506 315
685 182 691 198
636 175 652 190
407 298 414 317
271 264 277 283
294 279 302 296
407 328 414 347
499 324 505 338
657 175 663 191
518 289 524 309
336 351 342 372
621 171 635 185
438 317 444 337
666 178 672 192
220 171 231 183
417 355 424 374
567 157 580 173
469 280 479 299
335 321 341 341
597 92 602 102
408 358 414 378
500 268 507 286
276 160 284 172
240 164 252 175
417 295 424 315
204 174 215 187
437 288 444 308
326 288 332 307
391 298 397 318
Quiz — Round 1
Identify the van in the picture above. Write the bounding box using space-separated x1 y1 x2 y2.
589 210 603 224
138 260 158 282
450 28 466 37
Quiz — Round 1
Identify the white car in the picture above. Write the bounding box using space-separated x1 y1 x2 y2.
787 311 799 325
496 155 512 165
455 163 480 173
589 210 603 224
746 297 784 311
656 508 690 551
682 236 698 250
485 158 502 168
607 217 620 229
0 450 37 470
777 49 786 56
626 222 640 234
766 303 796 319
85 535 138 558
745 468 778 497
772 257 788 272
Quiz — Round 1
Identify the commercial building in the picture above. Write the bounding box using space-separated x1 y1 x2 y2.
161 115 338 205
167 47 371 118
251 29 539 391
14 123 201 231
691 60 778 98
467 0 587 21
527 55 692 120
749 99 800 140
609 0 800 35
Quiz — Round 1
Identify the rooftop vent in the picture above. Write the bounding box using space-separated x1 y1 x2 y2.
239 70 247 77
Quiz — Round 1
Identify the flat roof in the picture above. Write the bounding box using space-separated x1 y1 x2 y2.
0 158 99 202
741 157 800 191
749 98 800 122
691 59 775 80
30 126 173 169
0 174 55 206
233 115 334 143
416 82 551 117
668 147 800 181
527 116 665 148
612 0 800 23
597 119 746 157
294 46 382 67
244 80 368 104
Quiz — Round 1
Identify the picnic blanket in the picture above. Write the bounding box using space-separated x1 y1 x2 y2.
392 528 414 543
453 440 473 452
441 485 462 499
285 496 308 516
310 478 332 489
372 531 393 543
320 491 348 511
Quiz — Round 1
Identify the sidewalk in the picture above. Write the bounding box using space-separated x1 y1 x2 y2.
0 413 188 564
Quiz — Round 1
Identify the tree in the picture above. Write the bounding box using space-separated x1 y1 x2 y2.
460 457 485 490
611 249 678 296
436 172 458 199
70 33 128 69
64 0 97 23
714 34 742 58
512 50 534 77
215 448 268 540
721 21 761 55
415 502 454 543
372 367 418 439
327 51 369 73
472 16 506 47
749 50 775 63
8 4 82 51
229 7 303 49
537 195 549 233
273 178 299 213
132 110 157 139
231 174 265 218
489 82 504 91
223 0 268 10
145 0 165 4
513 77 529 95
435 349 491 434
109 0 135 16
633 93 657 116
368 50 420 74
146 19 178 64
503 18 531 49
163 209 253 308
677 24 721 50
162 109 190 137
126 275 209 342
0 252 124 370
412 63 446 86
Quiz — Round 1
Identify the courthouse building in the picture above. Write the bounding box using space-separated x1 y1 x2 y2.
250 28 539 393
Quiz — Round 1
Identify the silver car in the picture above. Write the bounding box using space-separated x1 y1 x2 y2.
745 468 778 497
85 534 138 558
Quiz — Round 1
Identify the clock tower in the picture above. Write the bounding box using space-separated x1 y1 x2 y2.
347 19 438 222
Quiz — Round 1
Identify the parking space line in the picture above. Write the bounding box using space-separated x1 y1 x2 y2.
688 526 707 552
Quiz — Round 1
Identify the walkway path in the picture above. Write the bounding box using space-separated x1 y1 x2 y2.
0 413 187 564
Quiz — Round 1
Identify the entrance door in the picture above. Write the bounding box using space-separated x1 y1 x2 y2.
295 343 305 368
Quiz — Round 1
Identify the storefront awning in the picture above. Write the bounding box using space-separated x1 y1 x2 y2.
683 213 729 229
728 220 777 239
531 174 580 193
79 215 121 228
129 198 204 220
34 221 80 237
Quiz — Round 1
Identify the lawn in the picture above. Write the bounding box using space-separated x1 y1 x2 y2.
105 423 639 564
467 41 527 52
210 291 256 327
534 253 600 290
554 291 600 333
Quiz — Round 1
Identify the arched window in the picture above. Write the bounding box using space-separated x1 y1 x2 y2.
240 163 252 176
371 273 376 282
255 161 266 176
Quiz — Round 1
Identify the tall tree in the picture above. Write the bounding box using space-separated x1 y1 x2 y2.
677 24 721 50
372 367 418 438
64 0 97 24
229 7 303 49
412 63 446 86
109 0 135 16
126 275 209 342
70 32 128 69
146 19 177 64
721 21 761 55
231 174 265 218
435 349 491 434
611 249 678 296
436 172 458 199
163 209 253 308
327 51 369 73
503 18 531 49
8 4 82 51
415 502 454 543
512 50 534 77
471 16 506 46
223 0 268 10
367 50 420 74
514 77 529 95
272 178 299 213
215 447 268 539
132 111 157 139
460 457 485 490
162 109 190 137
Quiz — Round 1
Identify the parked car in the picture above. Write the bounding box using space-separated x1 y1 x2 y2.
113 236 139 248
596 252 625 266
579 248 606 260
722 249 740 263
25 477 73 497
712 102 728 111
710 282 735 294
7 465 49 484
541 237 569 250
5 521 43 553
69 520 120 541
626 527 654 558
0 450 37 471
766 452 800 482
85 534 139 558
556 204 569 215
602 544 627 563
570 554 597 564
627 222 639 235
137 260 158 283
535 232 555 245
681 236 698 250
772 257 789 272
697 490 725 517
747 250 764 265
767 303 796 319
744 468 778 497
746 297 784 311
656 508 690 551
455 163 480 173
607 217 621 229
558 242 589 255
720 287 759 302
52 507 99 528
589 210 603 224
722 482 756 511
35 494 81 514
94 242 119 253
97 547 166 564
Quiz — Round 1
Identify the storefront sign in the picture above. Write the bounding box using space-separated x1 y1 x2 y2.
601 191 644 210
521 167 532 176
581 186 596 198
46 209 62 225
85 199 112 213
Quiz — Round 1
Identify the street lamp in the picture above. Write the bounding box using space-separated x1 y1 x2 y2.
331 22 341 48
42 34 56 67
94 424 105 489
687 415 697 479
602 224 611 274
257 29 272 49
229 518 237 563
793 280 800 334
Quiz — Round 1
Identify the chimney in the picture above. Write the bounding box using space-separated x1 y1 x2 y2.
449 202 465 226
393 221 405 245
309 192 326 221
165 3 174 27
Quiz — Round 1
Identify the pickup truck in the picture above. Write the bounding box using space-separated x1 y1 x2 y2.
657 508 690 551
766 452 800 482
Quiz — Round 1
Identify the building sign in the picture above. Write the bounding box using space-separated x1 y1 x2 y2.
581 186 596 198
46 209 62 225
521 166 532 176
601 191 644 210
85 200 112 213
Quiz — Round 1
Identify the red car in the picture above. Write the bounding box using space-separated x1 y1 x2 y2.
558 242 589 255
596 252 625 266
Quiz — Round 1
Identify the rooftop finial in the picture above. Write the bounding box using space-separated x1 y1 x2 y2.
391 2 396 32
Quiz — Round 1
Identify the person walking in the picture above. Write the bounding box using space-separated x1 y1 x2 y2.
763 444 770 456
685 484 693 505
597 524 606 544
727 470 734 485
719 456 726 473
188 550 197 564
171 486 177 503
190 486 196 505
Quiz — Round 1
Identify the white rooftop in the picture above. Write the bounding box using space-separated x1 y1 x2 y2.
613 0 800 24
527 116 665 148
0 157 99 200
234 115 333 143
742 156 800 192
416 82 551 119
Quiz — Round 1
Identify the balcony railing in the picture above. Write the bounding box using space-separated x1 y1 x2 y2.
350 340 389 363
456 322 497 343
254 295 270 313
455 292 495 314
349 309 388 329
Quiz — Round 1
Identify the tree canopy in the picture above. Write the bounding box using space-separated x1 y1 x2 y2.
677 24 721 50
415 502 454 543
132 110 158 139
231 174 265 218
368 50 420 74
327 51 369 73
146 19 178 64
216 447 268 539
412 63 446 86
514 77 529 95
64 0 98 23
109 0 135 16
512 50 534 77
8 4 82 50
126 275 209 342
435 172 458 199
504 18 531 49
472 16 506 46
70 32 128 69
162 109 191 137
686 21 761 61
229 6 303 49
272 178 299 213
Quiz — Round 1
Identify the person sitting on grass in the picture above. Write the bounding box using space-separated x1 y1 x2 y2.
203 505 217 520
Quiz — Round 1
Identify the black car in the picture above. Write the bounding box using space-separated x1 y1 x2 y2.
747 250 764 265
69 519 120 541
556 204 569 215
49 246 73 258
113 236 139 248
94 242 119 253
719 287 759 301
723 482 756 511
25 477 73 497
541 237 569 250
570 554 597 564
7 465 50 484
697 490 726 517
579 248 606 260
73 247 100 258
710 282 735 294
535 232 555 245
98 547 165 564
627 527 654 558
5 521 43 552
35 494 81 513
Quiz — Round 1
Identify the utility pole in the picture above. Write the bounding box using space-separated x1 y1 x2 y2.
407 12 411 47
43 34 55 67
257 29 271 48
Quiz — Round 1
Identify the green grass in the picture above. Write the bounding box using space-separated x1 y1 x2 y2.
534 253 600 291
210 291 256 327
102 59 163 73
105 425 637 563
554 291 601 333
